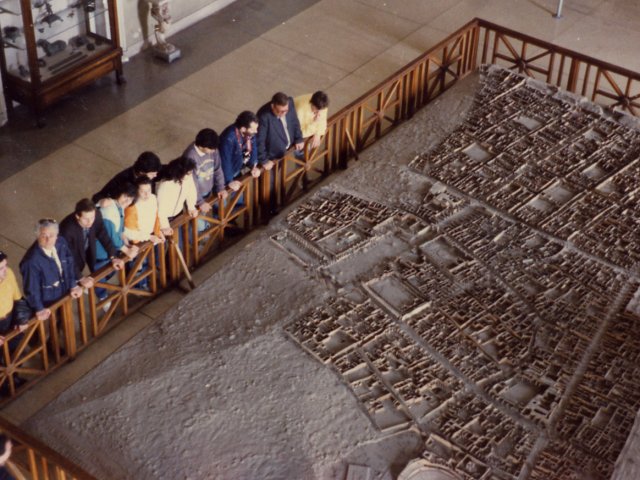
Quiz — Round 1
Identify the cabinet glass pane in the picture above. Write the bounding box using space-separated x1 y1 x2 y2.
0 0 29 81
34 0 112 81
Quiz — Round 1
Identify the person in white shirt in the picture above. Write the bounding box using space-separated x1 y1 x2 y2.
156 156 198 235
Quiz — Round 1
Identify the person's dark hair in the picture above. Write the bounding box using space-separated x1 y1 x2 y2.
159 157 196 183
74 198 96 216
271 92 289 107
135 176 153 188
0 251 6 263
0 434 9 456
235 111 258 129
310 91 329 110
195 128 219 150
133 151 161 175
110 181 137 200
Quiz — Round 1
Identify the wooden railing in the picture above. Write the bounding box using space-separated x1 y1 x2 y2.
1 17 639 476
477 19 640 115
0 417 95 479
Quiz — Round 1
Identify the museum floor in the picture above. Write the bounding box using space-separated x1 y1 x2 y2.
1 0 640 451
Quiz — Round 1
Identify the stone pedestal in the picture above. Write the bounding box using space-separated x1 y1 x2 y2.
153 44 181 63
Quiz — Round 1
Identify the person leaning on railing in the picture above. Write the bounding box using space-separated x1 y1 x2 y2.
183 129 228 218
220 110 261 193
257 92 305 215
257 92 305 170
124 176 165 290
19 219 82 322
95 181 140 266
156 157 199 237
294 91 329 151
0 251 32 393
59 199 126 296
94 181 140 302
92 151 162 204
124 177 164 246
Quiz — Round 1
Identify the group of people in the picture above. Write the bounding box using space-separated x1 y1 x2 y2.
0 91 329 383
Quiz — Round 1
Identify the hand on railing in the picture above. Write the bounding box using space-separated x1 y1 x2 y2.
217 190 228 201
198 201 212 214
0 322 30 347
78 276 94 289
310 133 322 149
121 245 139 260
262 160 275 171
111 257 126 270
150 233 165 245
36 309 51 321
69 286 83 299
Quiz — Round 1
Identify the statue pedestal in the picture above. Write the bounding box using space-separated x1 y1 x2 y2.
153 44 181 63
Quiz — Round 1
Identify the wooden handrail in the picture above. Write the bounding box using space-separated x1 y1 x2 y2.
0 417 96 479
476 18 640 81
329 18 482 122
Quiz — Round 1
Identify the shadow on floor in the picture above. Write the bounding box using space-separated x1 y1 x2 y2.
0 0 320 182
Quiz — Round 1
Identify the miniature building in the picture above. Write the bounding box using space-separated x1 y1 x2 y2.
279 67 640 480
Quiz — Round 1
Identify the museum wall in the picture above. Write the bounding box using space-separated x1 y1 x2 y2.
116 0 236 58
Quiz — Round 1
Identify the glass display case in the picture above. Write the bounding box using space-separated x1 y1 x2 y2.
0 0 123 125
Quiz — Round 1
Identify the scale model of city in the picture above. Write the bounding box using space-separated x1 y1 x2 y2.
273 67 640 480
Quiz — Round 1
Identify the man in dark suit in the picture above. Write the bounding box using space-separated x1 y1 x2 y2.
256 92 304 215
59 198 126 283
256 92 304 170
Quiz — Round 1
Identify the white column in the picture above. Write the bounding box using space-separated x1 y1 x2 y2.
115 0 129 60
0 74 7 127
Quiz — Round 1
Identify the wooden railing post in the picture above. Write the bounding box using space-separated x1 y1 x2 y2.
62 300 76 359
567 57 580 93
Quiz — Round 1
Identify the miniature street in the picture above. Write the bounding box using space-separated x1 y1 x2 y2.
280 67 640 479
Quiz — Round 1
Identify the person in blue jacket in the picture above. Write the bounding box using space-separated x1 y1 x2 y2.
20 218 82 322
220 110 261 192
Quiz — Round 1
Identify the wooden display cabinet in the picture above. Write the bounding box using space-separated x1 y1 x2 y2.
0 0 123 126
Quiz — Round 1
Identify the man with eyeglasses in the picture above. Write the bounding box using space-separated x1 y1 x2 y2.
256 92 304 216
257 92 304 170
19 219 83 321
220 111 261 192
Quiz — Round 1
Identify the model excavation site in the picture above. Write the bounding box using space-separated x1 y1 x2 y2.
24 67 640 480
